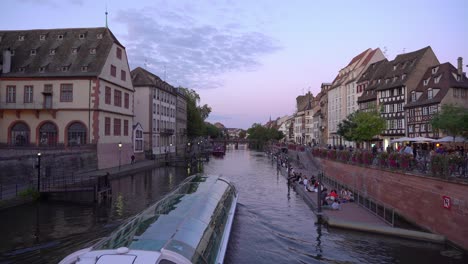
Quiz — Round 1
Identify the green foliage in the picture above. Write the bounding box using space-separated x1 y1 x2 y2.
431 104 468 138
205 123 221 138
19 188 40 200
238 130 246 139
337 108 386 144
247 123 284 148
179 87 212 138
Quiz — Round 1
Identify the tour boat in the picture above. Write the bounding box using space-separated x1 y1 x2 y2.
59 174 238 264
212 145 226 156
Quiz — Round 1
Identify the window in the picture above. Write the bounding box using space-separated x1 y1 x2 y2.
67 122 86 146
114 118 121 136
428 88 433 99
432 66 439 74
402 74 406 80
397 119 403 129
397 103 403 112
409 125 413 133
90 48 96 54
39 67 46 73
39 122 58 146
124 93 129 108
97 33 103 39
461 89 466 98
40 35 46 40
79 33 85 39
121 70 126 81
453 88 459 97
116 48 122 59
18 35 25 41
421 124 426 132
81 66 88 72
6 86 16 103
423 78 430 86
411 91 416 102
110 65 116 77
429 105 438 114
422 107 428 115
57 34 64 40
10 50 15 56
30 49 36 55
105 86 111 104
393 65 397 71
24 86 33 103
60 84 73 102
434 75 441 84
61 66 69 72
72 48 78 54
18 67 25 72
124 120 129 136
49 49 56 55
105 117 111 136
10 122 30 146
114 90 122 107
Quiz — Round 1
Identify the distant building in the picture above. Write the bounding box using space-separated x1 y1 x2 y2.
131 67 176 157
328 48 385 146
175 88 187 156
303 99 314 145
319 83 331 145
375 46 439 147
404 60 468 138
0 27 134 169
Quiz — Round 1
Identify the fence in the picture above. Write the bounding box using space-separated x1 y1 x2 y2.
319 172 396 226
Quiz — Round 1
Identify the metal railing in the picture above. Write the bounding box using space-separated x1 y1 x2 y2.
319 172 395 226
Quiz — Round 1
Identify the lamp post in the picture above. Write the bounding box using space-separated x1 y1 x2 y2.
118 142 122 171
37 153 41 192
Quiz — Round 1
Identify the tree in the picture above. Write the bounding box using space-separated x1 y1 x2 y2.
179 87 212 138
205 123 221 138
337 108 386 145
431 104 468 138
247 123 284 149
238 130 246 139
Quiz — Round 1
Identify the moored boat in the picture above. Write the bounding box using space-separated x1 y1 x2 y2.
59 174 238 264
212 145 225 156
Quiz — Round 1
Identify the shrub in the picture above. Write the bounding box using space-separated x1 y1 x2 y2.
398 154 413 170
388 152 400 169
18 188 40 200
377 152 389 167
327 149 337 160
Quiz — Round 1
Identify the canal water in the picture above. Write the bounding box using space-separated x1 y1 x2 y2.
0 149 465 263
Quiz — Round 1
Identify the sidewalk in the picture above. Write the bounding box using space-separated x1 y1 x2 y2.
278 150 445 244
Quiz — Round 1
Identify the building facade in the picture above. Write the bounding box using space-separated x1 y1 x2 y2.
131 67 176 157
405 60 468 138
0 27 134 169
175 88 187 156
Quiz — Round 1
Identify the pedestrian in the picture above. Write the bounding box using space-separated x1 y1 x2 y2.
131 154 135 164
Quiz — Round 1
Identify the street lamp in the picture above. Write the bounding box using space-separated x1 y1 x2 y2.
37 153 41 192
118 142 122 171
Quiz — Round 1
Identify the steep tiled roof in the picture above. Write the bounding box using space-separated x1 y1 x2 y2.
405 62 468 108
131 67 176 94
357 59 388 83
376 46 433 91
357 60 391 103
0 27 122 77
346 48 372 67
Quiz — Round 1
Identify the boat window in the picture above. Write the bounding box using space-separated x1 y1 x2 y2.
158 260 177 264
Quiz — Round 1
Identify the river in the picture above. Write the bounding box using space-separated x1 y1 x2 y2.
0 148 465 263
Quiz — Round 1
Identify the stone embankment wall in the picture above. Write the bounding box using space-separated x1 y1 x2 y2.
0 149 98 186
319 158 468 250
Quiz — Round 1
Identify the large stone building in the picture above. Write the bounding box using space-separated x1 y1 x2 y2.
404 60 468 138
131 67 176 157
318 83 331 145
0 27 134 169
375 46 439 147
327 48 385 146
175 88 187 156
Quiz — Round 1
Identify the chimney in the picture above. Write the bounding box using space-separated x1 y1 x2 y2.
458 57 463 76
2 49 11 74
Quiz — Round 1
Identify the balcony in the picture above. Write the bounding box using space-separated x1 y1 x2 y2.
0 102 54 110
160 128 174 135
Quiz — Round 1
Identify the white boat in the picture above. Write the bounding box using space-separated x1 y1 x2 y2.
59 174 238 264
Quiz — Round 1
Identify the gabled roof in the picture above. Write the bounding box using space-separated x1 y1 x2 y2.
0 27 122 77
357 59 389 83
357 60 391 103
131 67 176 94
376 46 434 91
405 62 468 108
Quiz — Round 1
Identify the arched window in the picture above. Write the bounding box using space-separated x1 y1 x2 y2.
68 122 86 146
39 122 58 146
11 122 30 146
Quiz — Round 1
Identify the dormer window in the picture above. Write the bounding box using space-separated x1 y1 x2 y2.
411 91 416 102
40 34 46 41
30 49 37 56
97 33 103 39
434 75 441 84
79 33 85 39
378 79 381 83
393 65 397 71
57 34 64 40
393 76 398 82
72 48 78 54
402 74 406 80
423 77 430 86
61 66 69 72
10 50 15 56
18 67 25 72
89 48 96 54
432 66 439 74
39 67 46 73
428 88 433 99
456 75 461 81
385 79 389 84
49 49 56 55
81 66 88 72
18 35 25 41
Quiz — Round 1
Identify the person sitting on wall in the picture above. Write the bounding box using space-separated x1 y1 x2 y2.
331 200 341 210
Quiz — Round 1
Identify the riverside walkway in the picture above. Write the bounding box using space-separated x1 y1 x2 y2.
275 149 445 244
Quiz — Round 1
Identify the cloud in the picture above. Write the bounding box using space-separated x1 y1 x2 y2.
115 6 281 89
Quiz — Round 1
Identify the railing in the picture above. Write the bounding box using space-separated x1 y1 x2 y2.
319 172 396 226
311 147 468 181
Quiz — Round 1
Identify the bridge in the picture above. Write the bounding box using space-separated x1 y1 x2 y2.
209 138 254 150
